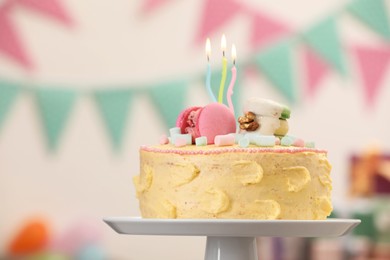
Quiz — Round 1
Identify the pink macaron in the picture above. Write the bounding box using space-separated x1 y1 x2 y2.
176 103 236 144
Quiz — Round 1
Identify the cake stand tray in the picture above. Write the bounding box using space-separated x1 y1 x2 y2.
104 217 360 260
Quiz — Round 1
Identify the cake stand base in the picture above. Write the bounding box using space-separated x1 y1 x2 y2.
205 236 257 260
103 217 360 260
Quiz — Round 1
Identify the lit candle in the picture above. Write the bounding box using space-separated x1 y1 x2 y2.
227 44 237 115
218 34 228 104
205 38 216 102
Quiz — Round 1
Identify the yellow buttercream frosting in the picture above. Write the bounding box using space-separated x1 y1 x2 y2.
134 145 332 220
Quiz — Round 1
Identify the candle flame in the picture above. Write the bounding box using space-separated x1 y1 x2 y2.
205 38 211 61
221 34 227 56
232 44 236 64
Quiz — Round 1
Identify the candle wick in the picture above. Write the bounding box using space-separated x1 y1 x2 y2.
223 50 225 57
207 55 209 62
233 59 235 65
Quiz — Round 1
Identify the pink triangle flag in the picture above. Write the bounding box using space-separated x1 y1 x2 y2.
16 0 73 26
141 0 172 14
302 46 330 97
352 45 390 106
249 12 291 49
196 0 242 42
0 7 32 69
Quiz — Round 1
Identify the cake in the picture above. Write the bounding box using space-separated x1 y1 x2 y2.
133 98 333 220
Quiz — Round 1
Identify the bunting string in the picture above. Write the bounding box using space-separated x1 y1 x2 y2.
0 0 389 151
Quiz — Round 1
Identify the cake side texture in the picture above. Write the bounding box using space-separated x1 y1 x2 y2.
133 145 332 220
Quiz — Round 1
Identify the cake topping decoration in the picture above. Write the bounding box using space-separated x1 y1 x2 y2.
174 137 187 147
169 127 181 136
252 135 276 147
239 98 290 136
238 136 250 148
176 103 236 145
238 111 259 131
214 134 235 147
281 136 295 146
159 134 169 145
305 141 315 148
292 138 305 147
195 136 207 146
171 133 191 146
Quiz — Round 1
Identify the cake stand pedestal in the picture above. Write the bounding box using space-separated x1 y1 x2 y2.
103 217 360 260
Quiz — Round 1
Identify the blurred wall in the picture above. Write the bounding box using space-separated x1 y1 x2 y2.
1 0 390 259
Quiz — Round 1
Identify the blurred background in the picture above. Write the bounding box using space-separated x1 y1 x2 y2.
0 0 390 259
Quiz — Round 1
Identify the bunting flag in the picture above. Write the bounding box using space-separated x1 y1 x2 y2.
141 0 172 14
94 89 134 150
249 12 291 49
348 0 390 40
16 0 73 26
149 80 188 128
303 17 346 75
0 80 19 128
0 7 33 69
196 0 243 42
352 45 390 106
255 39 296 103
302 46 330 97
36 88 77 150
0 0 72 68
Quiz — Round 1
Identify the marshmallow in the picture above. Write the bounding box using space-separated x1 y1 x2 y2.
281 136 295 146
172 134 192 145
239 137 250 148
159 134 169 145
175 137 187 147
169 127 181 137
305 141 315 148
253 135 276 147
233 133 244 144
214 134 235 146
293 138 305 147
195 136 207 146
244 133 260 144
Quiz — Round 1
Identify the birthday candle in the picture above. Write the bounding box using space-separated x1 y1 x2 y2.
227 44 237 115
218 34 228 104
205 38 216 102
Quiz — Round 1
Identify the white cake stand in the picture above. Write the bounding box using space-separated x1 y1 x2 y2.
104 217 360 260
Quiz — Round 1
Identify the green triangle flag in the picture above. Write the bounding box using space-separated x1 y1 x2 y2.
149 80 188 128
255 39 296 103
303 17 346 75
0 80 19 129
95 89 134 150
36 88 77 150
349 0 390 40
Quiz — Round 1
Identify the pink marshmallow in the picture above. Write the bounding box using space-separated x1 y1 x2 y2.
275 137 281 145
160 134 169 145
214 134 235 146
293 138 305 147
175 137 187 147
